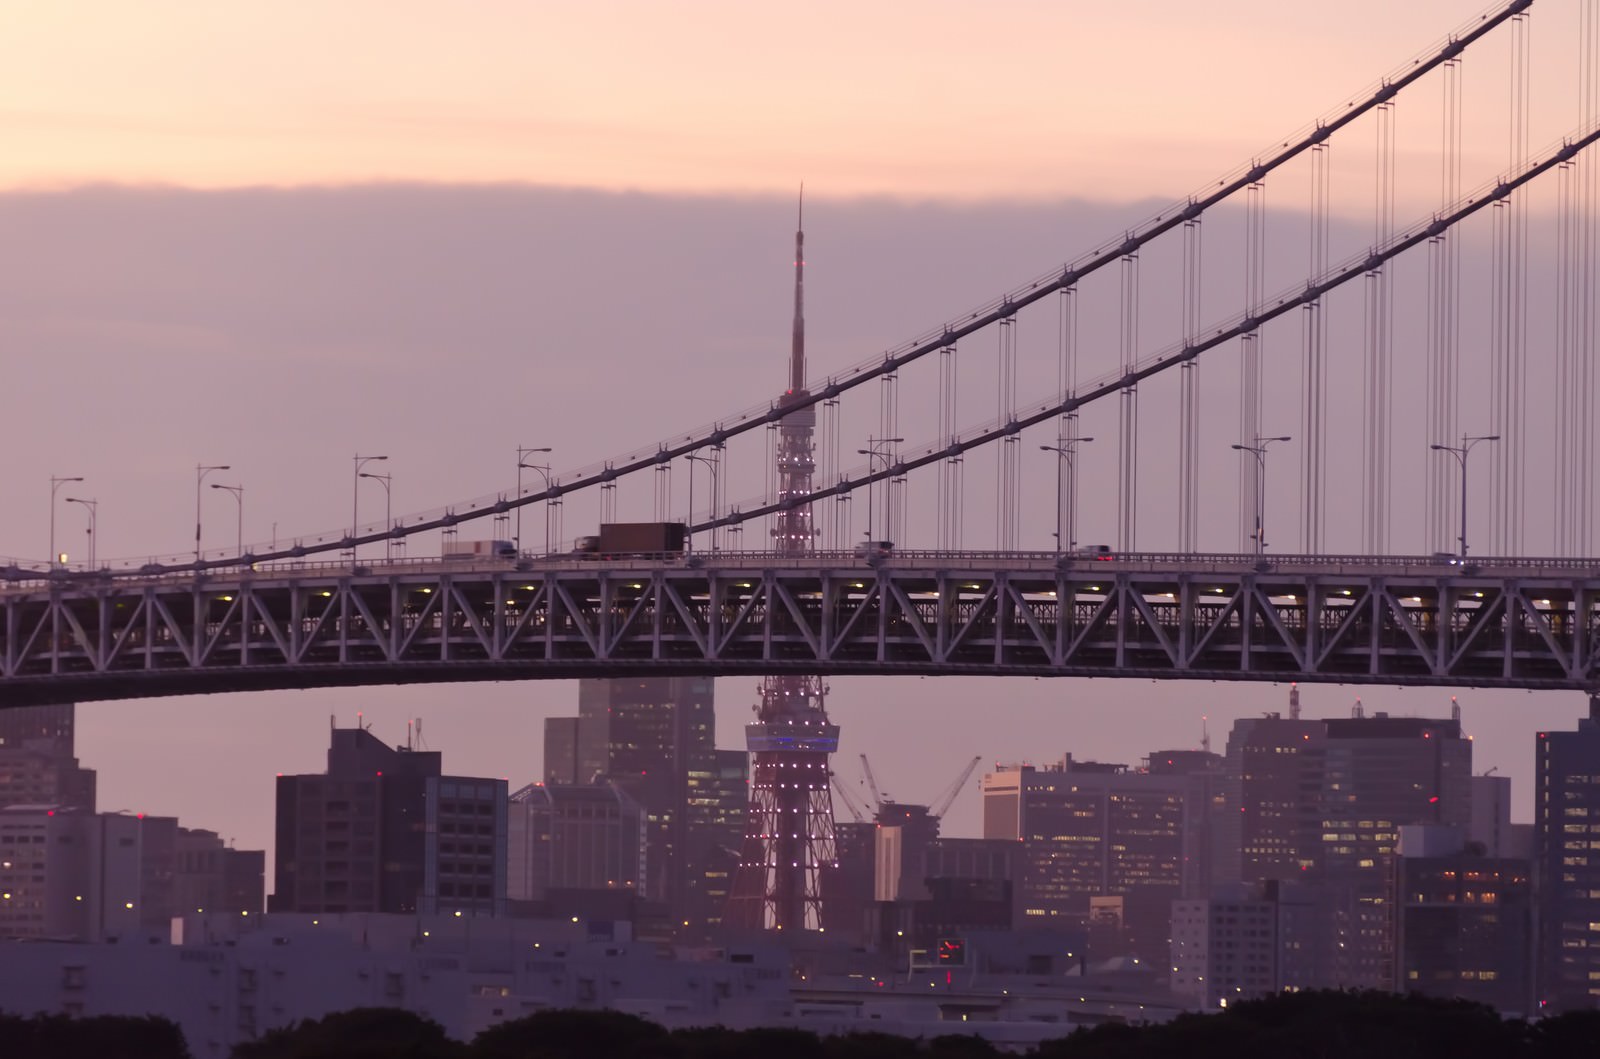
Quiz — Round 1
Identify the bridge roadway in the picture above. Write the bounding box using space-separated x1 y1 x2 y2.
0 550 1596 706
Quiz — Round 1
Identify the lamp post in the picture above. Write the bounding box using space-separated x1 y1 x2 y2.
351 454 388 560
685 447 722 553
64 497 97 568
1230 436 1291 556
1430 434 1500 559
195 464 231 565
515 446 553 552
209 484 243 564
50 475 83 569
1040 437 1095 553
518 459 556 555
358 473 393 562
856 436 903 543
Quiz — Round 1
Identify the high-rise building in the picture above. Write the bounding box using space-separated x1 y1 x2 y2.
684 749 748 932
726 199 840 933
0 703 76 753
822 821 876 942
506 782 645 901
981 756 1209 959
1223 710 1473 989
271 725 506 916
543 717 580 785
570 676 715 913
1171 878 1342 1009
1393 824 1531 1013
0 703 96 812
1535 703 1600 1011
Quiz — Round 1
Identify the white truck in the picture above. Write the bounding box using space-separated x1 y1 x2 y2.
442 539 516 560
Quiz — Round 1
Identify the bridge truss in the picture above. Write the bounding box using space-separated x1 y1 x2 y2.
3 555 1595 706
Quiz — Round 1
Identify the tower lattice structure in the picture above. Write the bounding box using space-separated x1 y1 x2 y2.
725 199 839 932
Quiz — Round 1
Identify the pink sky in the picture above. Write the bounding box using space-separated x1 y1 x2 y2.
0 0 1567 202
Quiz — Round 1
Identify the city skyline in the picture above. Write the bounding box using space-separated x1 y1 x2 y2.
2 0 1597 904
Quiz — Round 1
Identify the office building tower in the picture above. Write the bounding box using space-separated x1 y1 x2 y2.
1224 710 1472 989
822 821 876 942
271 724 506 916
0 703 76 753
684 749 748 932
981 756 1208 959
543 717 580 785
0 702 95 811
1394 824 1531 1013
506 782 645 901
1171 878 1341 1008
875 803 942 902
1535 704 1600 1011
1170 884 1279 1010
568 676 715 916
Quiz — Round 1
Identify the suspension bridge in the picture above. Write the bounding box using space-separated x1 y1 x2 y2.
4 0 1599 708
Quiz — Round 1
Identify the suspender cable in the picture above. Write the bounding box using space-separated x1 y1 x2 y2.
1363 101 1396 555
1302 144 1330 553
1118 251 1140 553
1241 181 1266 551
1181 220 1202 553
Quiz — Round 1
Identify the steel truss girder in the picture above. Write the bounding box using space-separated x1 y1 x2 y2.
1 565 1597 705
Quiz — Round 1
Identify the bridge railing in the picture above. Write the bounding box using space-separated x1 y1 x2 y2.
3 548 1595 596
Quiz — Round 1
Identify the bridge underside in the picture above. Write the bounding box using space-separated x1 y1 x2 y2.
1 559 1597 706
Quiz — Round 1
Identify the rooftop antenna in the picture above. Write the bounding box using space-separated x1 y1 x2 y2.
1450 695 1461 722
1201 715 1211 755
1289 682 1301 721
406 719 414 751
1352 698 1365 719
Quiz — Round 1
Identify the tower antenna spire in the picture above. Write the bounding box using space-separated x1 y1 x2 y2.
727 189 838 933
791 183 806 393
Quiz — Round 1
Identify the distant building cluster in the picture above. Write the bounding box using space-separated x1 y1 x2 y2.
3 681 1599 1053
0 704 263 940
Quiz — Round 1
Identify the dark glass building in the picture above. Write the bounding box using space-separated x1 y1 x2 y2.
1535 705 1600 1011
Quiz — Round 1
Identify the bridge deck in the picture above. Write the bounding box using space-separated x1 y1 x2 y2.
0 554 1595 705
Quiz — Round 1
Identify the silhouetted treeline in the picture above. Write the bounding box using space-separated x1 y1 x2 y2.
0 1012 191 1059
229 994 1600 1059
10 991 1599 1059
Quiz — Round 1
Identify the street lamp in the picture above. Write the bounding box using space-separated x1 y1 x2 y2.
210 484 244 564
1040 438 1095 553
856 437 903 543
515 446 553 551
1230 436 1291 556
352 454 388 560
64 497 97 569
685 446 722 553
358 473 393 562
49 475 83 569
518 458 557 555
1430 434 1500 560
196 464 231 565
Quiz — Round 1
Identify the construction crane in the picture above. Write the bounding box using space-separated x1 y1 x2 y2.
856 753 983 823
859 753 886 811
830 774 873 824
930 755 983 819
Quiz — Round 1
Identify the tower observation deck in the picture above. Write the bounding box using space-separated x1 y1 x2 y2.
724 196 840 932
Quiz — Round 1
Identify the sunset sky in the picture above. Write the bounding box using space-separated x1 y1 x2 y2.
4 0 1594 866
0 0 1570 201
